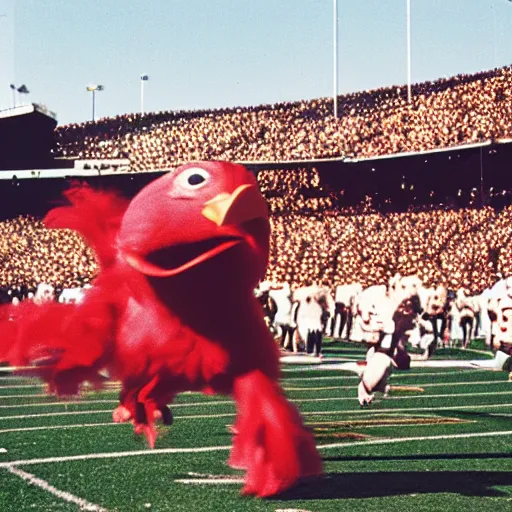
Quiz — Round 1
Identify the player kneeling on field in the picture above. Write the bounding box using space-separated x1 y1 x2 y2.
357 275 423 406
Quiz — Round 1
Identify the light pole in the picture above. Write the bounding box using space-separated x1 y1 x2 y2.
406 0 412 103
86 84 104 121
333 0 338 119
140 74 149 115
9 84 16 107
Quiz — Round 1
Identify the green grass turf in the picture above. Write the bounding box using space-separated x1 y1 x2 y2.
0 339 510 511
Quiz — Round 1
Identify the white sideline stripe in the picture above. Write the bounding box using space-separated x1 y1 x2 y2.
0 410 110 421
285 379 509 391
0 448 6 453
0 393 52 399
0 399 232 410
318 429 512 450
0 445 232 468
0 383 121 390
2 388 511 413
0 410 236 422
0 369 497 391
307 402 512 416
0 384 45 389
0 404 511 433
285 391 512 403
1 430 511 470
6 465 107 512
0 414 484 436
0 378 505 398
0 400 118 409
283 369 494 381
0 423 125 434
2 400 512 423
0 377 505 397
175 477 243 485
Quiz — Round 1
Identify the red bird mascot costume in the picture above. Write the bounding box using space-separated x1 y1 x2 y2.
0 161 322 497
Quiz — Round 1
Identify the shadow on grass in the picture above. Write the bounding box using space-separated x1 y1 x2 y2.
322 452 512 463
273 470 512 500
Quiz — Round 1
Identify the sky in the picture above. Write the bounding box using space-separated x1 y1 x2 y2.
0 0 512 126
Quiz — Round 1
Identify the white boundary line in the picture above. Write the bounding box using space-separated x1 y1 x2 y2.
283 368 497 381
1 401 512 423
306 402 512 416
2 389 512 414
0 384 45 389
0 369 501 390
5 465 107 511
285 379 510 391
0 422 125 435
1 430 511 470
318 429 512 450
0 378 506 396
0 445 233 468
0 399 232 410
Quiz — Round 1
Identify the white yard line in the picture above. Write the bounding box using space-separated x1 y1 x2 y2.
0 423 125 435
0 404 511 435
1 430 510 470
0 399 232 410
0 410 111 421
4 388 511 412
0 379 505 396
285 379 509 391
0 400 118 409
318 429 512 450
0 393 54 399
1 399 512 424
0 445 233 468
0 384 45 389
291 390 512 403
5 465 107 512
175 476 244 485
307 402 512 416
283 369 494 381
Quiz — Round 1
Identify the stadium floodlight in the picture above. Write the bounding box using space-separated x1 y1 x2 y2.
140 74 149 116
86 84 104 121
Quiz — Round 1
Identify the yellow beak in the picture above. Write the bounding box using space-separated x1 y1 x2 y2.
201 184 268 227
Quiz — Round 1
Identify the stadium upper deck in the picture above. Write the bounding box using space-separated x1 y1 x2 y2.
53 65 512 171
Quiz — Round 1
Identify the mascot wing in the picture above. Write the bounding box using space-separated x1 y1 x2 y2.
0 184 126 393
44 183 129 268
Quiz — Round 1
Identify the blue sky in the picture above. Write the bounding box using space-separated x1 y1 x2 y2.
1 0 512 126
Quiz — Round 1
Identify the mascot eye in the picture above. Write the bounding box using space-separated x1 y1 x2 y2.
176 168 210 189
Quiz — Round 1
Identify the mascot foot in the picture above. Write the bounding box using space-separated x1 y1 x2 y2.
230 370 322 497
134 423 157 449
112 405 132 423
358 381 374 407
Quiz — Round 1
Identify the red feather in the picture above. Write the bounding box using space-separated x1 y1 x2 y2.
44 183 129 268
0 162 322 497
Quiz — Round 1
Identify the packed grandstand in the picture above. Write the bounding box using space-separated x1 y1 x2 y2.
1 64 512 300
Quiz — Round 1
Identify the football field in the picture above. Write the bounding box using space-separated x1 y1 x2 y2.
0 340 511 512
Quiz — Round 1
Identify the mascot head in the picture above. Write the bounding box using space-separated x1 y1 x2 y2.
117 161 270 289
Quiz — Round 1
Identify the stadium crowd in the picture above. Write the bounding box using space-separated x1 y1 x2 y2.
0 216 96 302
1 166 512 300
3 65 512 300
54 66 512 170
